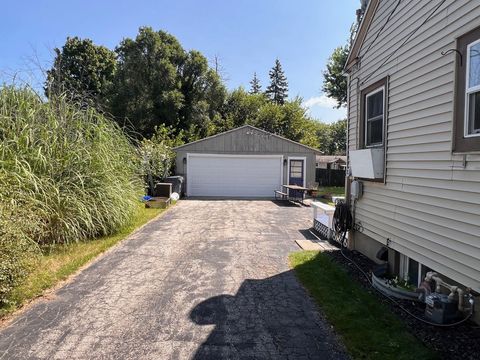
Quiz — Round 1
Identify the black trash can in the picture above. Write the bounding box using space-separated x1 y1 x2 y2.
163 176 184 197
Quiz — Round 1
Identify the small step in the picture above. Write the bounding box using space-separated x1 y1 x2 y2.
295 239 323 251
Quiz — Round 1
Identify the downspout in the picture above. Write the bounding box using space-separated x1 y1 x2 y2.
344 71 352 246
345 66 361 250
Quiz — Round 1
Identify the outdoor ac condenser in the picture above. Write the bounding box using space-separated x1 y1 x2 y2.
349 148 384 179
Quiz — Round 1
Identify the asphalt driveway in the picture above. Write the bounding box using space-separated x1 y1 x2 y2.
0 200 348 360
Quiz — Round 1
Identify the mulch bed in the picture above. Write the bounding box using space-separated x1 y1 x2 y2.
324 247 480 360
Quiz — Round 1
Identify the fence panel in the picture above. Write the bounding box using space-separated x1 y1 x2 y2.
315 169 345 187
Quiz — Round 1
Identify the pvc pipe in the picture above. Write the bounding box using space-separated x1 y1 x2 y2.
425 272 466 311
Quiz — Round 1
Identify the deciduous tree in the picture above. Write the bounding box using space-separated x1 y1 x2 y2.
109 27 227 139
45 37 116 107
322 45 348 108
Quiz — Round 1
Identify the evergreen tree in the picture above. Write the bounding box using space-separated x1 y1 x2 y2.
249 72 261 94
265 59 288 105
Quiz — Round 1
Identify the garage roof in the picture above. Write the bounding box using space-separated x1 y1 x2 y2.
173 125 322 154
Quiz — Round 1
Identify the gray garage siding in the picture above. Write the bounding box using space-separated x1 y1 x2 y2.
347 0 480 292
174 125 319 192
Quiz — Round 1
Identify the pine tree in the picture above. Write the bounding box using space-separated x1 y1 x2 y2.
249 72 261 94
265 59 288 105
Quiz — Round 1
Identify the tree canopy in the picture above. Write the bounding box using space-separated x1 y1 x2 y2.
44 27 346 155
45 37 116 106
322 45 349 108
109 27 226 139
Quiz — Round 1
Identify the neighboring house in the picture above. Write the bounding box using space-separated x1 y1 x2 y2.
173 125 320 197
316 155 347 169
345 0 480 316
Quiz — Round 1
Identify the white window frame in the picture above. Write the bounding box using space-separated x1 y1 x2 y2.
399 254 423 287
364 86 385 147
464 38 480 138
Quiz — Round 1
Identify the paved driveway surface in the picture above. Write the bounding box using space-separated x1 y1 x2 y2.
0 200 348 360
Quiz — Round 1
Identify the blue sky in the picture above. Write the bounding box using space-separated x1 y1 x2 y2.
1 0 358 123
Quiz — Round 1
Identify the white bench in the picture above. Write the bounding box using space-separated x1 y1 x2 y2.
274 190 288 200
312 201 336 239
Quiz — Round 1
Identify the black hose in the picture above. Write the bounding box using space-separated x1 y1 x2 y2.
326 201 473 327
332 201 353 247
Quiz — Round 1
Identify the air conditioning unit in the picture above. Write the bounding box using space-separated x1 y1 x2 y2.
349 148 384 179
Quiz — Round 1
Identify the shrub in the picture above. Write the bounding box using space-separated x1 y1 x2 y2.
138 125 182 194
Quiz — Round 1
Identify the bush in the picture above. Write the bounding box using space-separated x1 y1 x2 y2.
138 125 182 194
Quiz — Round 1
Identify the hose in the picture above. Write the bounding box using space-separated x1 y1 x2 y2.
313 201 475 328
331 201 352 247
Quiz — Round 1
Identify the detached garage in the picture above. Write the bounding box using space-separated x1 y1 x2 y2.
174 125 321 198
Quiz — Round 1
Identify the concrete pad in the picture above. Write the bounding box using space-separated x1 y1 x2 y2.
296 239 324 250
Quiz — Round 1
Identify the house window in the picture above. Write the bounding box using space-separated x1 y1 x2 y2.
398 254 422 287
454 26 480 152
466 40 480 136
365 87 385 147
360 77 388 149
289 160 304 178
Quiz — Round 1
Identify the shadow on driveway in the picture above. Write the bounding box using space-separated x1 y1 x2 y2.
190 269 349 360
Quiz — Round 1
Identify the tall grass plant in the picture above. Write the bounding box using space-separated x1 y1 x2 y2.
0 86 142 304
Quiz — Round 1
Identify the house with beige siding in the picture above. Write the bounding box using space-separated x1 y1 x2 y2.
345 0 480 319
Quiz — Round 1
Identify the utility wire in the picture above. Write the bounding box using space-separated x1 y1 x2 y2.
360 0 402 60
361 0 448 85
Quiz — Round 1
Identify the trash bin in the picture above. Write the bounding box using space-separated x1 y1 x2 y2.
163 176 184 197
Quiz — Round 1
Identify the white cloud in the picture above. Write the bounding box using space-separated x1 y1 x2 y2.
302 94 338 109
302 94 347 123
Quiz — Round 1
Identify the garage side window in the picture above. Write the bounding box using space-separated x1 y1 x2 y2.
454 26 480 152
359 77 388 149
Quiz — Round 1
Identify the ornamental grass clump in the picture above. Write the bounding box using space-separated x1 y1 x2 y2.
0 86 142 304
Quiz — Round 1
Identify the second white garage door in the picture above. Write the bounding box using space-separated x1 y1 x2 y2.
187 154 283 197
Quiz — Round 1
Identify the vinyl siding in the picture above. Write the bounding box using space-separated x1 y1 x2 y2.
347 0 480 291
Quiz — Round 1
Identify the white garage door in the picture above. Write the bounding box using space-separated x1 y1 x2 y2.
187 154 283 197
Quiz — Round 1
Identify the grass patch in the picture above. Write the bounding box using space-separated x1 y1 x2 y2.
0 203 164 319
318 186 345 196
289 251 438 360
312 186 345 206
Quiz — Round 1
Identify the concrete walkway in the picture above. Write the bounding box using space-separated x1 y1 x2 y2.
0 200 348 360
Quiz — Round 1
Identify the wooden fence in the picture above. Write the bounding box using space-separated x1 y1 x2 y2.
315 169 346 187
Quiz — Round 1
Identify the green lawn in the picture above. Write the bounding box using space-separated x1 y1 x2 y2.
313 186 345 206
318 186 345 196
289 251 438 360
1 203 167 319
